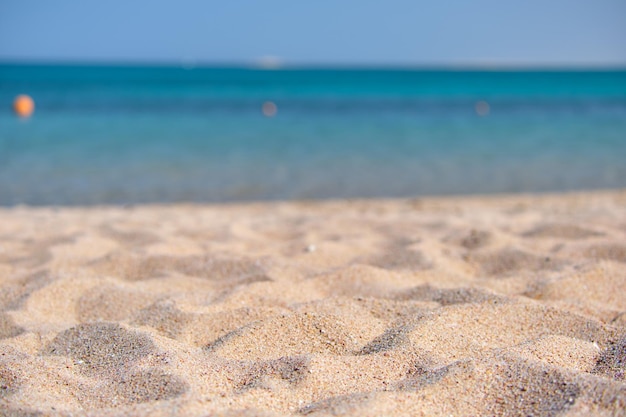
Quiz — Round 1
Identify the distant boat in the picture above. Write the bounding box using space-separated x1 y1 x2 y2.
255 55 283 70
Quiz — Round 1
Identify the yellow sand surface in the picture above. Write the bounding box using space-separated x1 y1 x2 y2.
1 191 625 416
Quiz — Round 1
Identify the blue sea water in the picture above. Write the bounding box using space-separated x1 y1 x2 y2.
1 64 625 205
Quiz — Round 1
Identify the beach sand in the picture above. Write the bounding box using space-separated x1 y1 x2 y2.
0 191 625 416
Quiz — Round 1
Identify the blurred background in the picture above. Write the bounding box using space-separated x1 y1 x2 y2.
1 0 625 205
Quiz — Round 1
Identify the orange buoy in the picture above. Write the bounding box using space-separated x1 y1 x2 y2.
13 94 35 118
262 101 277 117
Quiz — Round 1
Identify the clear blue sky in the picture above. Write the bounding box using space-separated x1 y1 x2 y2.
1 0 625 66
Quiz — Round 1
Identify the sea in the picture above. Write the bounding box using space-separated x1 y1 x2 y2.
1 64 625 206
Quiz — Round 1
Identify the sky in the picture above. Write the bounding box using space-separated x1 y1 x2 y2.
0 0 625 66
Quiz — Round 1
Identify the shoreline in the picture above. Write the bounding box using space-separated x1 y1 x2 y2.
1 190 625 416
2 187 625 209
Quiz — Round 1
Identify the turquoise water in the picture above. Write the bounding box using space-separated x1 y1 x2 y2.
1 64 625 205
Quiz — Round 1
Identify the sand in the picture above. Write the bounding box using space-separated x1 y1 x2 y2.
0 190 625 416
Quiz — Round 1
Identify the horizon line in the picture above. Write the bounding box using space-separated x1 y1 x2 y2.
1 57 626 71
